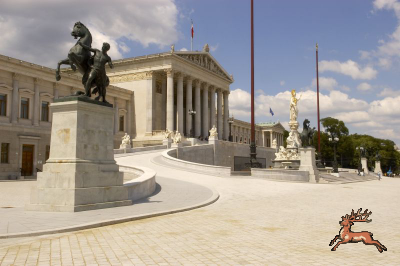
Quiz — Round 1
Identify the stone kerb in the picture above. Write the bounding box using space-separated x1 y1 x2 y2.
120 165 157 202
114 145 167 154
161 149 231 176
251 168 310 182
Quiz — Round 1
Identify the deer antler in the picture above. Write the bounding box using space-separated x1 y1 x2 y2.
348 208 372 223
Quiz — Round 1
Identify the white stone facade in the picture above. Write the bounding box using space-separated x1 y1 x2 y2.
0 55 132 180
106 50 233 144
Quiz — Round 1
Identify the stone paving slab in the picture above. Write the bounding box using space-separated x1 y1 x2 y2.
1 151 399 265
0 176 217 239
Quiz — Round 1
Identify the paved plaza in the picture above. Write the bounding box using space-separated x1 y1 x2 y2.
1 150 400 265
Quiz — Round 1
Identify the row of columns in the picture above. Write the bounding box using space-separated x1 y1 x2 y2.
161 70 229 140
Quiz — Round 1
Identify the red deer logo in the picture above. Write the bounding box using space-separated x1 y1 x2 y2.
329 208 387 253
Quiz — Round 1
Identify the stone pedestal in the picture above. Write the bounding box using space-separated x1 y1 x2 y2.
163 138 172 148
374 160 382 174
171 142 183 148
208 136 218 145
361 157 369 175
186 138 200 146
120 143 131 149
287 121 302 148
26 96 132 212
298 147 319 183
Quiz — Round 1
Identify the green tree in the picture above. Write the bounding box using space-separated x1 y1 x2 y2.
317 117 353 168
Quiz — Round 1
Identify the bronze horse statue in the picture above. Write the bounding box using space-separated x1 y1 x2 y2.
55 22 92 86
300 119 315 147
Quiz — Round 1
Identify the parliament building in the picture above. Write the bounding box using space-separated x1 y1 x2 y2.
0 46 285 179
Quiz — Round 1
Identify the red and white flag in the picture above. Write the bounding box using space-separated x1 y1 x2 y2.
191 20 194 39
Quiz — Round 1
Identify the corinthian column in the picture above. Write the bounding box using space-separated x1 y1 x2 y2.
11 73 19 124
177 73 184 134
166 69 174 131
223 91 229 140
202 83 209 138
186 77 193 137
114 97 119 134
194 80 201 137
145 71 155 134
161 77 167 130
210 86 216 129
33 78 40 126
217 89 223 139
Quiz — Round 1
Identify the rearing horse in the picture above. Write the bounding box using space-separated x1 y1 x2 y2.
56 22 92 85
300 119 315 147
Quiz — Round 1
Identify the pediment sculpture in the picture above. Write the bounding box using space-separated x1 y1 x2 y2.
177 53 231 80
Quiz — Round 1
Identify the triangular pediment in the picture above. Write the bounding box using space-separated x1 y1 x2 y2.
174 52 233 82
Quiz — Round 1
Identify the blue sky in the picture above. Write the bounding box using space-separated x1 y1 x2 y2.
1 0 399 146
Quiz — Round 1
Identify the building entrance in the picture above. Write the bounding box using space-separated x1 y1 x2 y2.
21 144 34 176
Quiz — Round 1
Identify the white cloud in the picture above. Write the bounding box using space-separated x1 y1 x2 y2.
335 111 371 123
229 88 251 117
378 87 399 97
357 82 372 91
180 47 188 51
319 60 378 80
311 77 338 91
0 0 180 67
340 85 351 92
369 95 400 116
280 80 285 86
368 0 400 71
230 87 399 144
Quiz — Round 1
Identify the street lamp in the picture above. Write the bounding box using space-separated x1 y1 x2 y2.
328 132 339 173
188 109 196 138
228 116 234 142
356 145 365 173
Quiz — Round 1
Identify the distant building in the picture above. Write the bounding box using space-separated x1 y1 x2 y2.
230 119 285 147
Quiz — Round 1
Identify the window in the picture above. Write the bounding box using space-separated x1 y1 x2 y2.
41 101 49 121
0 94 6 116
1 143 9 163
119 116 124 132
21 98 29 119
45 145 50 161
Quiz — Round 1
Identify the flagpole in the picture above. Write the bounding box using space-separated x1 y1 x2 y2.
249 0 260 168
316 43 321 155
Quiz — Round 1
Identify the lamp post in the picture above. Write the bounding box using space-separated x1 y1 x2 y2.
328 132 339 173
188 109 196 138
228 116 234 142
356 145 365 170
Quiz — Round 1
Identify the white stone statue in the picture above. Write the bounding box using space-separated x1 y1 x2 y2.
203 44 210 52
275 146 288 160
209 125 218 137
289 89 301 122
173 131 182 144
286 130 302 148
120 133 131 149
164 129 173 139
272 138 277 149
170 44 175 53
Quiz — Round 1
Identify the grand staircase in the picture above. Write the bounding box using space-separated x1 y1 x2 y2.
319 172 378 184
